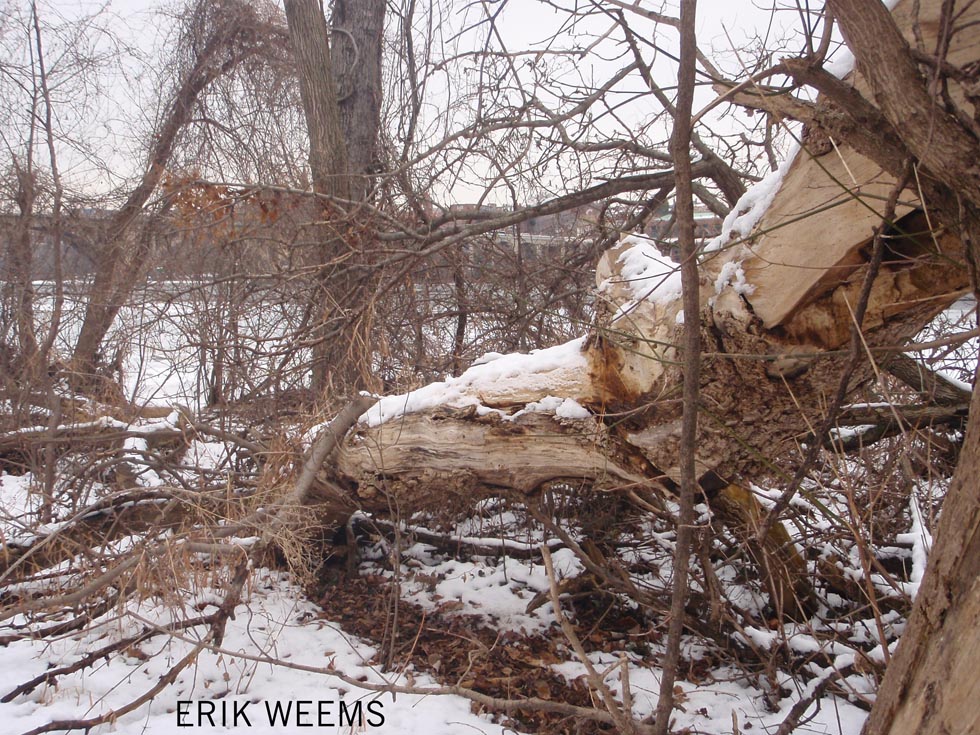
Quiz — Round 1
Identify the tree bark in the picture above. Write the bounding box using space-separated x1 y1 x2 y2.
825 0 980 212
8 165 39 369
721 0 980 333
284 0 386 396
654 0 700 726
312 0 977 655
795 6 980 722
283 0 349 202
331 0 385 202
883 353 972 407
325 0 980 610
334 192 969 615
863 364 980 735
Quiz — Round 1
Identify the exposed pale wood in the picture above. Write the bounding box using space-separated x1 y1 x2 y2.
326 0 979 620
739 0 980 330
741 154 915 330
328 203 966 616
338 409 653 510
829 0 980 210
334 197 968 617
774 215 967 350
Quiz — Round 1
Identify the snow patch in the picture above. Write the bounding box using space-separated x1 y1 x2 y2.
614 235 682 305
554 397 591 419
713 260 755 296
395 545 585 634
705 155 796 255
361 337 589 427
896 495 933 595
0 569 523 735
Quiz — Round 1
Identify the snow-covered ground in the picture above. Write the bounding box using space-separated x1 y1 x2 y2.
0 466 875 735
0 561 515 734
3 277 971 734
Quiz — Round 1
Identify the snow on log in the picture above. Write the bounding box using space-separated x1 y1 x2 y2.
332 178 969 619
328 0 978 619
293 0 980 623
336 0 976 495
339 208 969 504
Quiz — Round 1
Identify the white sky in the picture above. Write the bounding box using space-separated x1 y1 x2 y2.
11 0 830 201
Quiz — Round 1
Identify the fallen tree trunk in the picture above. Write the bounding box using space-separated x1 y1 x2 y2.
322 0 977 620
332 211 967 617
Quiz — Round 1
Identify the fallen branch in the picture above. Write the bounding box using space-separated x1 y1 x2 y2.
883 353 972 406
355 515 565 560
542 544 641 734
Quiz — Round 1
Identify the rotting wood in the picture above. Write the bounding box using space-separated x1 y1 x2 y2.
214 0 980 621
732 0 980 330
331 201 968 617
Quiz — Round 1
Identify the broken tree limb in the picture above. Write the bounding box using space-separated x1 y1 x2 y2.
882 353 972 406
339 408 652 508
255 394 376 544
330 206 967 618
321 0 979 619
821 403 969 453
715 0 980 334
291 394 377 508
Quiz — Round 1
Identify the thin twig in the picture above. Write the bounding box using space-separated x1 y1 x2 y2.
654 1 700 732
542 546 638 734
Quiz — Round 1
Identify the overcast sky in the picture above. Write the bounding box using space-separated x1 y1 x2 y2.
13 0 828 201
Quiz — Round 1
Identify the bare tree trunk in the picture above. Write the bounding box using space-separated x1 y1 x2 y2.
33 0 65 372
283 0 349 202
284 0 386 396
863 368 980 735
450 245 468 376
331 0 385 202
284 0 352 396
9 165 38 369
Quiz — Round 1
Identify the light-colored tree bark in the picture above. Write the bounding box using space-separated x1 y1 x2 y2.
283 0 349 202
